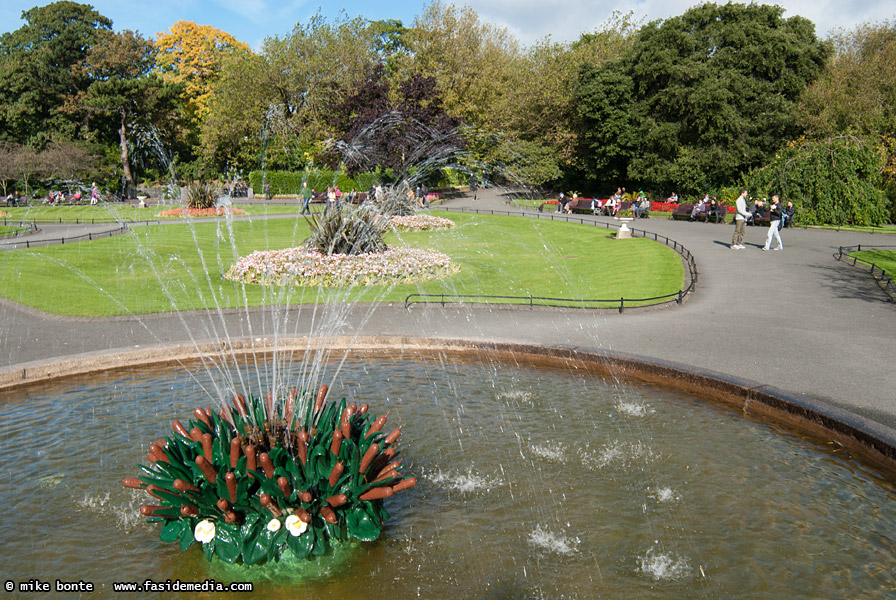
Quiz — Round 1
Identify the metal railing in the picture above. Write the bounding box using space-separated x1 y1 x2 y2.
405 207 699 312
835 245 896 300
0 224 130 249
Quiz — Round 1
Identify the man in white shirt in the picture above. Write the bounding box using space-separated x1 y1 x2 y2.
730 189 751 249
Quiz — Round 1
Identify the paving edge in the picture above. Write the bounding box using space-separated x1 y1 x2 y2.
3 335 895 476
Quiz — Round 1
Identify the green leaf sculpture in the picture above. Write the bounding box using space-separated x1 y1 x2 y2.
123 384 416 564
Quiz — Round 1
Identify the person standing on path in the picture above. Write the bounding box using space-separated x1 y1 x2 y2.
762 195 784 251
300 182 312 214
731 189 750 249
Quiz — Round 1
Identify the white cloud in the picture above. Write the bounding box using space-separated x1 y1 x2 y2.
468 0 896 46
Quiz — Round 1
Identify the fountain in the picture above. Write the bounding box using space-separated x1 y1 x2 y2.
1 114 896 598
125 384 414 564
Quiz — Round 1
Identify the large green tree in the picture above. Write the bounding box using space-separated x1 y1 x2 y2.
746 135 889 226
576 3 830 195
72 29 181 195
0 1 112 146
202 13 378 172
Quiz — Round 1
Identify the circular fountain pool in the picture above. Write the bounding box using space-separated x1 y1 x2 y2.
2 353 895 598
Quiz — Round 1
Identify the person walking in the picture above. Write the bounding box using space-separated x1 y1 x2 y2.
762 195 784 251
300 182 312 215
731 189 750 249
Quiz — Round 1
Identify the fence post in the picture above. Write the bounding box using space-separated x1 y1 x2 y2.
619 298 624 314
677 290 682 304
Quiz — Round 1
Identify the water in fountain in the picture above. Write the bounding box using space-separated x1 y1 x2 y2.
3 354 896 598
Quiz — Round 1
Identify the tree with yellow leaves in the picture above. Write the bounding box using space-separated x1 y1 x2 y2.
155 21 251 126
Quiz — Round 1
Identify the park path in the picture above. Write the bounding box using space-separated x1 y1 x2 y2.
1 187 895 432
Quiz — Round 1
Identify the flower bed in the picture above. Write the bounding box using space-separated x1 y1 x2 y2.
389 215 455 231
157 207 248 218
225 246 458 287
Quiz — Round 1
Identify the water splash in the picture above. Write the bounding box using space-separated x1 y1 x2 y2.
579 440 660 470
638 547 691 581
616 400 655 417
527 524 581 556
529 441 568 463
424 467 504 493
648 487 679 503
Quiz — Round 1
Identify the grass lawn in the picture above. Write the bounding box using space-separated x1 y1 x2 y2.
0 211 684 316
850 250 896 276
0 225 25 237
0 203 311 223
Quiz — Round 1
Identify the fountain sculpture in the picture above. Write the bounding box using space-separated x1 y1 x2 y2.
123 384 414 564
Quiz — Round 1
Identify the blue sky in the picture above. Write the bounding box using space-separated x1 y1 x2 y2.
2 0 894 50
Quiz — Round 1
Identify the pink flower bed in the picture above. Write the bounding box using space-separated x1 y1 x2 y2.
390 215 455 231
224 246 458 287
157 207 248 218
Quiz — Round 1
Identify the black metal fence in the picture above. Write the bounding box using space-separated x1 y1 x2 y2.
405 207 699 312
0 223 130 248
835 244 896 300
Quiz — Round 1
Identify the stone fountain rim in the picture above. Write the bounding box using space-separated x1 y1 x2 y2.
3 334 896 476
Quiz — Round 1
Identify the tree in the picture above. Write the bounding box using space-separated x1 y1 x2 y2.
577 3 830 195
73 30 181 195
42 140 99 191
796 20 896 221
401 1 518 127
574 60 636 187
326 66 463 176
746 135 889 226
797 21 896 139
0 142 20 196
155 21 251 126
513 11 641 186
0 1 112 146
202 13 378 172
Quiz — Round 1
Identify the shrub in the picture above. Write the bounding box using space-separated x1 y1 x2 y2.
186 181 217 210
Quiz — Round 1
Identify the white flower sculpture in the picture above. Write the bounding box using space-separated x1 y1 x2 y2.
285 514 308 537
266 518 282 533
194 519 215 543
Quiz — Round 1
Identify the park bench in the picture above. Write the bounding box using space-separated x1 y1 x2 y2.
671 203 728 223
568 197 604 213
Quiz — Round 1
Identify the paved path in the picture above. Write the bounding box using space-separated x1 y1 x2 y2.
2 188 895 433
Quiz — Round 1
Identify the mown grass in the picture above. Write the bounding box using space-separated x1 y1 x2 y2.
0 203 311 223
850 250 896 276
0 211 684 316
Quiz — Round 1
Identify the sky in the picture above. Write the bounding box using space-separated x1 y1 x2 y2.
1 0 893 50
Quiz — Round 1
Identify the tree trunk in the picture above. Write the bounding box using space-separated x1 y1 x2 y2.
119 111 134 198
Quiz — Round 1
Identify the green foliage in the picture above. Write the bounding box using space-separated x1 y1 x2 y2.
126 388 413 564
248 169 382 195
745 135 889 226
186 181 217 209
576 2 830 195
0 1 113 146
304 205 389 255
